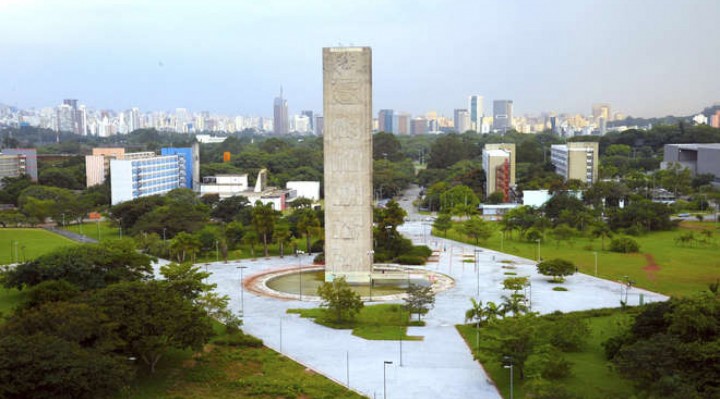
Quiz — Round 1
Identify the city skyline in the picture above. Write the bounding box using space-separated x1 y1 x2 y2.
1 1 720 118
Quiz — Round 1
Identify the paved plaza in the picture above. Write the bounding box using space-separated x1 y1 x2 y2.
196 212 668 399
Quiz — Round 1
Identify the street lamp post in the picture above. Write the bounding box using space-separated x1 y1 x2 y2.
236 266 248 317
593 252 598 276
367 250 374 301
535 239 541 262
162 227 167 243
504 364 514 399
215 240 219 262
297 250 305 300
383 361 393 399
474 249 481 297
500 231 504 252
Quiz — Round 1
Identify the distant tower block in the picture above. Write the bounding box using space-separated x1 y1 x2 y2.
323 47 373 284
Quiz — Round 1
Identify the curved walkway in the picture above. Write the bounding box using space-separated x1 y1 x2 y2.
184 219 667 399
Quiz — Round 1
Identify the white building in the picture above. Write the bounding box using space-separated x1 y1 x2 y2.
195 134 227 144
200 174 249 199
110 153 184 205
286 181 320 202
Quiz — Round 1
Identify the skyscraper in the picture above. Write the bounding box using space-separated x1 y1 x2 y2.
273 88 288 135
468 95 483 131
454 109 470 133
378 109 394 132
493 100 513 132
592 103 612 121
301 110 314 132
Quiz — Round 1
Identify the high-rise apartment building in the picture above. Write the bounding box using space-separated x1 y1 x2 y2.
161 143 200 190
493 100 513 132
378 109 394 132
592 103 612 121
454 109 470 133
482 143 516 201
468 95 483 132
551 142 599 184
273 88 288 135
410 118 428 135
85 147 126 187
1 148 37 181
395 113 410 135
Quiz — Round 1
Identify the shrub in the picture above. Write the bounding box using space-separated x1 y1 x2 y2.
609 237 640 253
214 331 263 348
408 245 432 258
525 346 573 380
553 286 568 291
395 255 426 265
313 253 325 264
310 239 324 253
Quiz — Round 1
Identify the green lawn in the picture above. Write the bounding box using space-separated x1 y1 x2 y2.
120 326 365 399
0 228 76 264
440 221 720 297
288 304 423 340
61 221 122 242
457 309 637 399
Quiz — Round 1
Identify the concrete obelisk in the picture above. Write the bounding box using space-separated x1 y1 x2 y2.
323 47 373 284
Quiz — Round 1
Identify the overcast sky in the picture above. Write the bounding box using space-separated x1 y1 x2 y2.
1 0 719 118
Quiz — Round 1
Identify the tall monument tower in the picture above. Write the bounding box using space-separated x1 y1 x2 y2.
323 47 373 284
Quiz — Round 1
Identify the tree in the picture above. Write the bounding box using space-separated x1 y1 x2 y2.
503 276 529 295
591 222 613 251
432 213 452 237
159 262 213 300
427 133 467 169
501 295 531 318
20 196 55 225
609 236 640 253
251 201 277 257
296 208 321 254
465 297 485 328
2 240 153 291
536 258 576 283
92 281 213 373
461 216 493 244
497 314 538 379
169 232 202 263
373 131 404 161
550 224 578 248
404 283 435 321
211 195 249 223
0 333 133 399
317 277 364 323
273 219 292 258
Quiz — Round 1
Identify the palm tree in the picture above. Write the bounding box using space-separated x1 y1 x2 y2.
591 222 613 251
252 201 276 257
242 229 259 258
483 301 504 323
296 209 320 253
465 298 485 328
501 295 530 318
274 220 292 258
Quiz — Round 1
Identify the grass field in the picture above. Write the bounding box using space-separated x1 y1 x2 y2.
440 221 720 297
457 309 637 399
0 228 76 264
61 221 122 242
288 303 423 340
120 325 365 399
